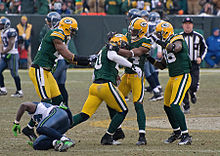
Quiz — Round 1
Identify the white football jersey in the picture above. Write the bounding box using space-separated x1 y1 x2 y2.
1 28 18 54
30 102 55 123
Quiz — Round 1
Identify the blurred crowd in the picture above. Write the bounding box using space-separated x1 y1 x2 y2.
0 0 219 16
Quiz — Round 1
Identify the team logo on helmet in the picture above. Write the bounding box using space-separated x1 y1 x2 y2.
64 19 72 24
161 23 170 28
140 22 147 27
114 34 124 38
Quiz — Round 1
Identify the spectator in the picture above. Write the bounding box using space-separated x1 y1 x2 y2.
66 0 75 13
0 2 6 14
212 0 220 15
60 3 71 14
104 0 122 15
205 28 220 68
199 1 216 16
87 0 105 13
18 39 28 69
16 16 32 68
75 0 83 14
188 0 201 14
8 0 21 14
21 0 34 13
52 0 62 13
35 0 49 14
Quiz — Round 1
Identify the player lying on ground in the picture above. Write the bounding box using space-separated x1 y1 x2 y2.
12 102 74 151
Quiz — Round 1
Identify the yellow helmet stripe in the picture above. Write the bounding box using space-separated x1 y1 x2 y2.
130 17 140 27
170 35 184 43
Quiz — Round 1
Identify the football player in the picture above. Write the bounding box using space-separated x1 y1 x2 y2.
110 17 151 145
147 21 192 145
12 102 74 151
70 33 142 145
24 17 96 143
0 17 23 97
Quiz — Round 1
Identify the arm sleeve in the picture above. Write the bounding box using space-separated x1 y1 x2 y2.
107 50 132 68
199 35 208 60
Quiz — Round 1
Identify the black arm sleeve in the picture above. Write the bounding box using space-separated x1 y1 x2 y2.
73 55 90 66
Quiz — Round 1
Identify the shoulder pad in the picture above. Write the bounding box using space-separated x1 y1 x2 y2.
170 35 184 43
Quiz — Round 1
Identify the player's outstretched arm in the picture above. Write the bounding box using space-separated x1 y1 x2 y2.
12 102 36 136
118 47 150 58
146 54 167 70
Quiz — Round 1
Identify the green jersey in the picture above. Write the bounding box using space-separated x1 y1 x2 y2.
125 35 151 74
94 46 119 85
33 28 67 70
164 34 192 77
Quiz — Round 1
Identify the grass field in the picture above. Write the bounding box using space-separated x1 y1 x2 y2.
0 69 220 156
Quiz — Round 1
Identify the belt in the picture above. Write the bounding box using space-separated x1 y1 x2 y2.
31 64 51 71
93 79 110 84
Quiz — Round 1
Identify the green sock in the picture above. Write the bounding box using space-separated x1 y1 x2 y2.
107 112 126 134
41 99 52 104
171 104 188 131
107 105 117 119
134 102 146 131
51 95 64 105
70 113 89 128
164 105 180 129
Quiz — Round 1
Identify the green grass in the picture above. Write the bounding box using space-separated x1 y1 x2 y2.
0 69 220 156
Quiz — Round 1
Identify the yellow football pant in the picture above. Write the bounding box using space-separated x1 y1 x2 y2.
81 82 128 117
164 73 192 107
29 66 61 100
118 73 145 103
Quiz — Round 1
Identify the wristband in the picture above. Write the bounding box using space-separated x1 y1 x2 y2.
14 120 20 124
130 50 134 57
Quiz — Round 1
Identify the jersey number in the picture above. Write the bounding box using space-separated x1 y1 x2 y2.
165 52 176 63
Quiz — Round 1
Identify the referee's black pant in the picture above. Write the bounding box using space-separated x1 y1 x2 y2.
183 62 200 108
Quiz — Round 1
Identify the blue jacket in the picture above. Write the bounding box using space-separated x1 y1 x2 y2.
206 28 220 53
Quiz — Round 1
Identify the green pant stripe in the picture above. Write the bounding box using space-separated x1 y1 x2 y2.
137 77 145 103
173 74 189 105
39 108 57 127
108 82 127 111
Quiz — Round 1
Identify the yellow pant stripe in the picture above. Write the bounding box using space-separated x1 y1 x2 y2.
109 82 127 111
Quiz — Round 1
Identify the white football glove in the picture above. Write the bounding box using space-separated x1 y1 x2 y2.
131 64 142 78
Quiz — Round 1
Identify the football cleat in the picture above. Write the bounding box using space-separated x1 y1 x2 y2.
136 135 147 145
149 92 163 102
164 132 182 144
22 126 37 142
144 86 152 93
178 134 192 145
113 128 125 141
101 133 113 145
11 90 23 98
54 139 75 152
0 89 7 96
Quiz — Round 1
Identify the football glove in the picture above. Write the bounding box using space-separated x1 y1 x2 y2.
12 122 21 136
131 64 142 78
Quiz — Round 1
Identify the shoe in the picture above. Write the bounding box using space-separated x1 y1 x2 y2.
54 139 75 152
144 86 152 93
113 128 125 141
0 89 7 96
164 132 182 144
101 133 113 145
190 92 197 104
11 90 23 98
22 126 37 142
149 92 163 102
182 103 190 114
178 134 192 145
158 87 163 95
136 134 147 145
125 96 129 102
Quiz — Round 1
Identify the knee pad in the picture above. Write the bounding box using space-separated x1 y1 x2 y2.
80 112 90 121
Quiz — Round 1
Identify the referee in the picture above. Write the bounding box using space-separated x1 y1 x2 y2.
180 17 207 114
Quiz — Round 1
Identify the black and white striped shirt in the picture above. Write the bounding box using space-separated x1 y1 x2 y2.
180 31 207 62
